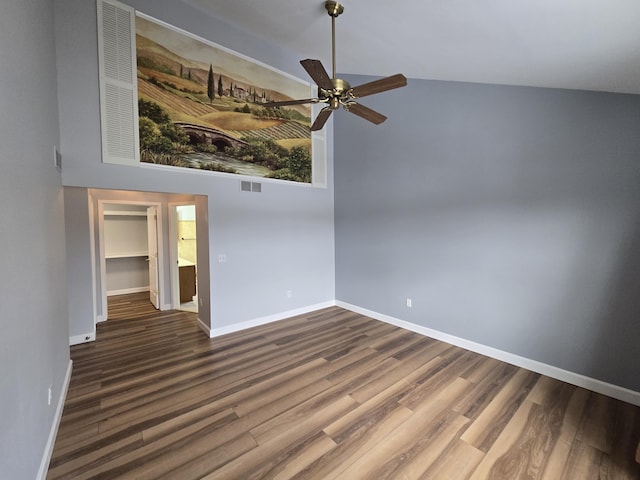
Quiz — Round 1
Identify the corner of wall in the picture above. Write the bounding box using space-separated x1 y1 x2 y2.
36 360 73 480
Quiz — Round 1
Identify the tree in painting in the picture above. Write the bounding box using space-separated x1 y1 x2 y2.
207 64 214 104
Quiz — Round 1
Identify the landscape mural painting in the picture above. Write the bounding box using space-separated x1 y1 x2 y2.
135 14 314 183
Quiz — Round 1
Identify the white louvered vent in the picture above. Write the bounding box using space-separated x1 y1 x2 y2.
97 0 139 166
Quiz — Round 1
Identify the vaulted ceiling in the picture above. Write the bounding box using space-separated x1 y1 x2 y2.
182 0 640 94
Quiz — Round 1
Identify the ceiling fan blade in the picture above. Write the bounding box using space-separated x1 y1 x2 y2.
311 107 333 131
263 98 317 107
344 102 387 125
350 74 407 99
300 59 334 91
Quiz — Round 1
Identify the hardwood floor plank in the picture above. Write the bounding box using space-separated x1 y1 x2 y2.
559 439 607 480
117 431 256 480
420 438 485 480
324 377 472 480
247 379 337 445
47 432 144 479
153 433 257 480
270 434 337 480
540 386 591 480
576 391 618 454
397 350 480 411
460 368 541 452
467 399 537 480
65 408 238 479
375 410 473 479
452 361 519 420
300 405 415 480
348 352 437 404
606 401 640 479
47 294 640 479
231 357 329 417
201 397 356 480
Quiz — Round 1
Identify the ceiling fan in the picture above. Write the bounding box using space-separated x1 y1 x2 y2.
263 1 407 131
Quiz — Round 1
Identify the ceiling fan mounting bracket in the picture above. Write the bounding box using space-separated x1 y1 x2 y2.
325 1 344 18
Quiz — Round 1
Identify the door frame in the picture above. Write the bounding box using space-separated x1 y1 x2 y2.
97 199 165 320
146 206 160 309
168 202 198 310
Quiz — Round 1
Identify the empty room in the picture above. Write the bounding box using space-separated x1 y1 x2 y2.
1 0 639 479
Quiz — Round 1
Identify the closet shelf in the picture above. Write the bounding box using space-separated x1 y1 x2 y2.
105 252 149 259
104 210 147 217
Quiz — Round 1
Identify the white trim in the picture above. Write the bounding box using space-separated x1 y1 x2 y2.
209 301 336 338
168 203 180 310
107 286 149 296
335 301 640 407
88 192 99 330
70 333 97 345
97 201 108 322
197 317 210 337
37 360 73 480
139 160 317 188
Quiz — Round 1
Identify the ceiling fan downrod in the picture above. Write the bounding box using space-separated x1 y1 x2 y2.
325 1 344 80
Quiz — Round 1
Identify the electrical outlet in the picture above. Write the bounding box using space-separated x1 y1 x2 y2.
406 298 412 308
218 254 227 263
286 290 292 298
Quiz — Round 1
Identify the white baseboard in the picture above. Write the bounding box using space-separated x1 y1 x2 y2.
37 359 73 480
336 301 640 407
197 317 210 337
107 286 149 296
69 332 96 345
209 301 336 338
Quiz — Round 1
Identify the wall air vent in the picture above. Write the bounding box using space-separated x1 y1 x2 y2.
241 181 262 193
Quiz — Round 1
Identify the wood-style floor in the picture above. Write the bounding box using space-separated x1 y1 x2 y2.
48 292 640 479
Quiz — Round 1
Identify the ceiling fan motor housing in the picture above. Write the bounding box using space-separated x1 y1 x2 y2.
319 78 353 109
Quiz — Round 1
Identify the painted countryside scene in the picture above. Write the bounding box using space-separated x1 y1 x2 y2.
135 16 314 183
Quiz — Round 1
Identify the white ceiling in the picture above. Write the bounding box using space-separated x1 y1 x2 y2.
181 0 640 95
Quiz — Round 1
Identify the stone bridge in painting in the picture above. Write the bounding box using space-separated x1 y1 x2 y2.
174 122 249 152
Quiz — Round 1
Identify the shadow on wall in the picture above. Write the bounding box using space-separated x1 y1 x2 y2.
586 213 640 392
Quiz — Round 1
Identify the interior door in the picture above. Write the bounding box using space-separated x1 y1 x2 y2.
147 206 160 309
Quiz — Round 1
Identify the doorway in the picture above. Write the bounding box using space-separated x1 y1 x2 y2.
169 204 198 313
98 200 164 319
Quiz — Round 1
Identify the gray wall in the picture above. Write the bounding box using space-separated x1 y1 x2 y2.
55 0 335 331
335 75 640 392
64 187 96 339
0 0 70 478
